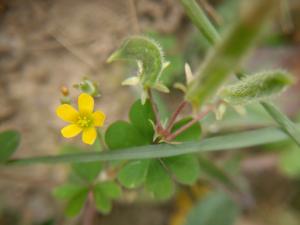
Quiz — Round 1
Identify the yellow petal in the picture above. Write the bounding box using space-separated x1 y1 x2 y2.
82 127 97 145
56 104 79 123
93 111 106 127
61 124 82 138
78 93 94 114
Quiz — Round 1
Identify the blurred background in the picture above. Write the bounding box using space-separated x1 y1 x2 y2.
0 0 300 224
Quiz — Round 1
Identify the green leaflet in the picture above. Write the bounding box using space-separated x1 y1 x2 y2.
93 181 122 214
129 99 155 142
105 121 150 150
107 36 169 93
145 159 174 199
65 187 89 217
71 161 102 183
53 184 85 199
117 160 150 188
0 130 21 162
220 70 293 105
163 155 200 185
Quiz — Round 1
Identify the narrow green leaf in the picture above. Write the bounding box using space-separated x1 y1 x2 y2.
65 188 88 217
185 0 279 107
93 186 112 214
185 191 239 225
95 181 122 199
261 102 300 147
129 99 155 141
163 155 200 185
6 126 298 165
118 160 150 188
53 184 84 199
171 117 201 142
105 121 149 150
145 159 174 199
220 70 293 105
0 130 21 162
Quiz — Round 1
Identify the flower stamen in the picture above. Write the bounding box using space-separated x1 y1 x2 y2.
77 115 93 128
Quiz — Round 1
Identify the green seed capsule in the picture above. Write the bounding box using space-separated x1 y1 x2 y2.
220 70 293 105
107 36 169 91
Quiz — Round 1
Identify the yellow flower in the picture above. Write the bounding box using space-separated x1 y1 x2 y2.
56 93 106 145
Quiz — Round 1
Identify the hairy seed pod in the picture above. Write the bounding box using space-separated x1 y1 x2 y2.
107 36 169 91
220 70 293 105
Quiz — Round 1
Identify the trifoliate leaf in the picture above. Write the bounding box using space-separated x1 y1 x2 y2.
163 155 200 185
145 159 174 199
105 121 150 150
171 117 201 142
129 99 155 141
220 70 293 105
118 160 150 188
0 130 21 162
65 188 88 217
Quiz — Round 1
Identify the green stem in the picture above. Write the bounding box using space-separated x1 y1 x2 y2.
179 0 220 45
261 102 300 146
179 0 300 147
148 89 163 130
184 0 279 108
96 128 107 150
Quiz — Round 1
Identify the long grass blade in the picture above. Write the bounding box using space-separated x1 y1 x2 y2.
5 126 294 166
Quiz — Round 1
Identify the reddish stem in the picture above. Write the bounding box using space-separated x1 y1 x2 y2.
83 191 96 225
165 105 214 141
166 101 188 131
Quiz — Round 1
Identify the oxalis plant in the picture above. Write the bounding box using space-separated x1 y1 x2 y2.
1 0 300 224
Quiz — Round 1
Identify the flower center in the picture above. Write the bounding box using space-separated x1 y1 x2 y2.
76 114 93 128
